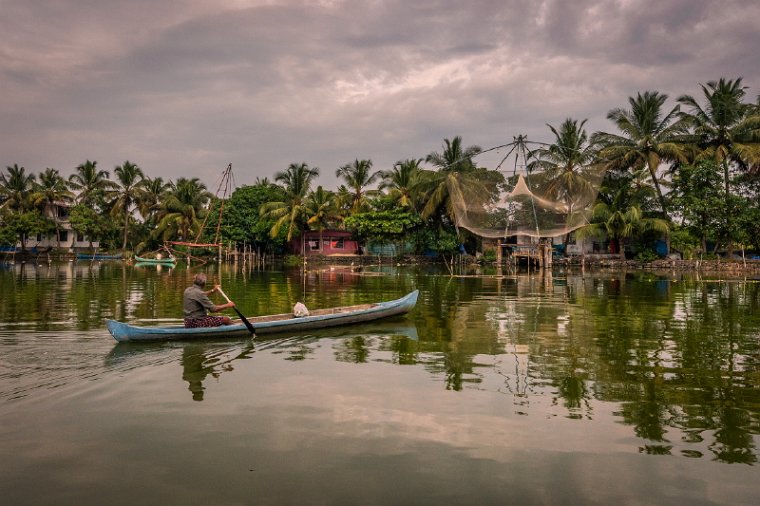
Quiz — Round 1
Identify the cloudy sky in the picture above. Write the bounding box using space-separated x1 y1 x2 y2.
3 0 759 191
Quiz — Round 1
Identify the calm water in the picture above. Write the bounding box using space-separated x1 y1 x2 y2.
1 261 759 505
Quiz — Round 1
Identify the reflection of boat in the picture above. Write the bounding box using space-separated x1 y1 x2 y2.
133 255 177 265
106 290 419 342
76 253 123 260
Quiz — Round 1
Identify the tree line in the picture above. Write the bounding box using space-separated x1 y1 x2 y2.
2 77 760 260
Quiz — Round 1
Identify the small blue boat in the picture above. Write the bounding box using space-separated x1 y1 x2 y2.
106 290 419 342
77 253 123 260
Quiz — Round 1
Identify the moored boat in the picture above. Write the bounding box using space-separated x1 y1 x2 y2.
77 252 123 260
106 290 419 342
133 255 177 264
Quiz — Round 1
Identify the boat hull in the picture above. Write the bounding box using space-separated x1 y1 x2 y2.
106 290 419 342
133 256 177 265
77 253 123 260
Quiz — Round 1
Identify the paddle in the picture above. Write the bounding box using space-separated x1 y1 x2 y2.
217 287 256 337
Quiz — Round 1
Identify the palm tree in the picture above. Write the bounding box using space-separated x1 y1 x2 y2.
421 136 482 221
0 164 36 213
580 172 669 260
335 159 380 214
68 160 116 208
379 158 424 211
592 91 689 220
153 178 212 242
260 163 320 244
31 168 74 248
110 160 146 253
677 77 760 202
304 186 341 248
137 176 171 224
528 119 602 251
529 119 600 199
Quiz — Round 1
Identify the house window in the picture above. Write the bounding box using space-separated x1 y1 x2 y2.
330 238 345 249
59 231 68 242
36 233 43 241
57 207 69 219
308 240 320 251
76 232 85 242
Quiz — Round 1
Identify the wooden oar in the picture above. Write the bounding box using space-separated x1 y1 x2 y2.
217 287 256 337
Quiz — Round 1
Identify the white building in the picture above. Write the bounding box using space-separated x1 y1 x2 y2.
21 202 99 251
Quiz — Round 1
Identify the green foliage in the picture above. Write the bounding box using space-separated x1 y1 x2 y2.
69 204 109 246
204 183 287 248
635 249 659 263
282 255 303 266
481 249 497 263
669 227 701 260
344 209 420 241
433 228 460 254
0 210 53 248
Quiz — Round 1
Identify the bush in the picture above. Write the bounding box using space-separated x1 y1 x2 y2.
480 249 497 263
635 249 659 263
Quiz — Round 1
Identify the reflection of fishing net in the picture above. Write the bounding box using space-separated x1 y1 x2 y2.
449 163 607 238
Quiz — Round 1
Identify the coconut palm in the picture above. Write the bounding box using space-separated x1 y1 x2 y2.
31 168 74 248
580 172 669 260
421 136 482 222
110 160 146 253
153 178 212 242
379 158 424 211
260 162 320 243
137 176 172 224
335 159 380 215
592 91 689 220
304 186 341 247
0 164 37 213
677 77 760 200
68 160 116 208
528 119 600 201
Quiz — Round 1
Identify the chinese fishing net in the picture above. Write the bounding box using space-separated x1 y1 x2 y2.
447 140 607 238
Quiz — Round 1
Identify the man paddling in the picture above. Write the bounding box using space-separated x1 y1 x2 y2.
183 273 236 328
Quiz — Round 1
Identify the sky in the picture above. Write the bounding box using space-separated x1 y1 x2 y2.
3 0 760 192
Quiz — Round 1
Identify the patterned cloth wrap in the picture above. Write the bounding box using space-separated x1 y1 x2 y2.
184 315 227 328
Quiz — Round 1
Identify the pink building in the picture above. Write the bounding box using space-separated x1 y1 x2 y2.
289 230 360 256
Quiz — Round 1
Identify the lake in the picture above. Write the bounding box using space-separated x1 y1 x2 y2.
1 261 759 505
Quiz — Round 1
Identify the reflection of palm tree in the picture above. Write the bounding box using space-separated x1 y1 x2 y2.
260 163 319 243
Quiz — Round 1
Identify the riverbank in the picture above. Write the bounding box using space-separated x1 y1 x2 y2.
6 250 760 274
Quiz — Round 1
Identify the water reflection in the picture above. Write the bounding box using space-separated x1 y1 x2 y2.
181 343 249 401
1 263 760 465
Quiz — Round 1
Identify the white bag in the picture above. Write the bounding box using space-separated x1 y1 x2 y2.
293 302 310 317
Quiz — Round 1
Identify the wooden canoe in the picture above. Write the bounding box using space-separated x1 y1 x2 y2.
106 290 419 342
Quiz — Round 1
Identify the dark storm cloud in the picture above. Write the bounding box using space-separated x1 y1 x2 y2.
1 0 759 187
